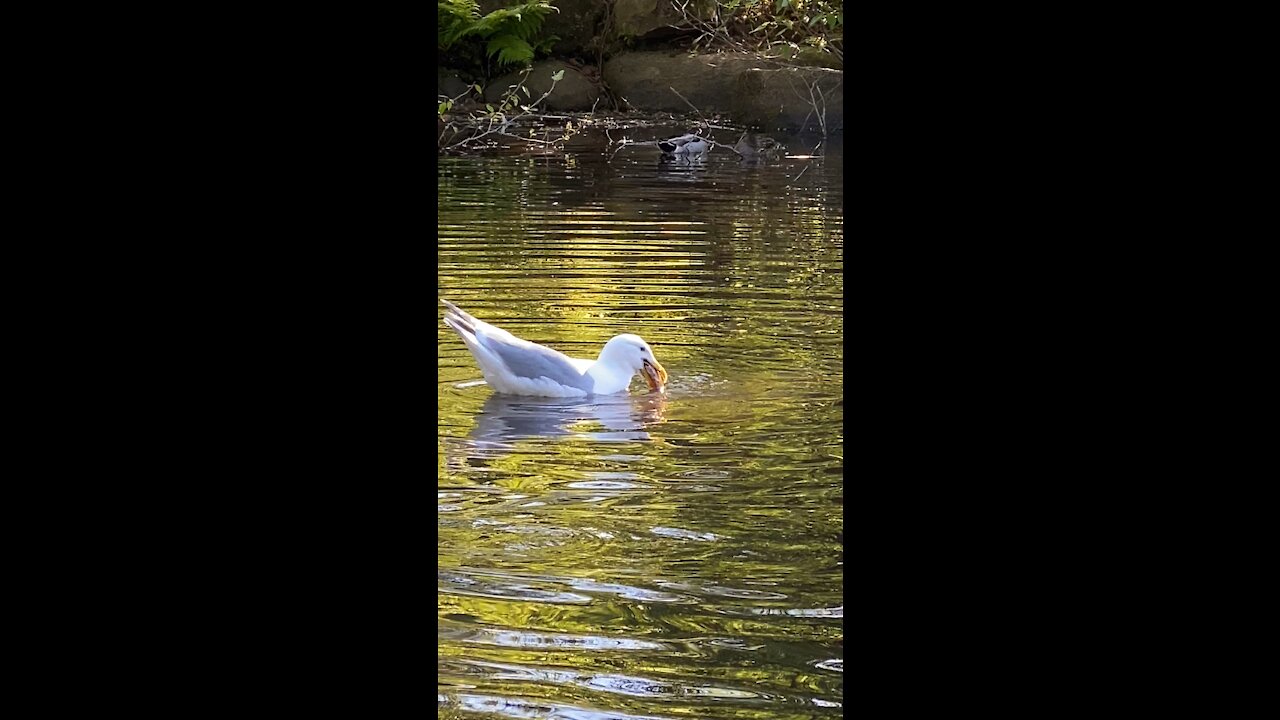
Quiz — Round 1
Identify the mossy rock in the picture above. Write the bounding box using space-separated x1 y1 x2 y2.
611 0 716 42
736 66 843 132
484 59 601 111
603 51 758 113
438 68 471 100
603 51 842 131
544 0 606 54
763 45 843 70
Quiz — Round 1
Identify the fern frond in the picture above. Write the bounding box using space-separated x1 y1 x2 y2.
438 0 483 47
486 34 534 67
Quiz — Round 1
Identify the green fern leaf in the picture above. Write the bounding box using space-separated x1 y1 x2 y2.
534 35 559 54
486 34 533 67
438 0 482 48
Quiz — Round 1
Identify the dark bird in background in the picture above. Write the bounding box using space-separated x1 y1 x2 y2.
733 131 784 159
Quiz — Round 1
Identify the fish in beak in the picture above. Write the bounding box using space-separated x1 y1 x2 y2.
641 358 668 392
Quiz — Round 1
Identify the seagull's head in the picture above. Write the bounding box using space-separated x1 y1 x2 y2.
600 334 668 392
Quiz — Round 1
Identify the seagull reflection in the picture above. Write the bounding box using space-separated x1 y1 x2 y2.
447 391 667 470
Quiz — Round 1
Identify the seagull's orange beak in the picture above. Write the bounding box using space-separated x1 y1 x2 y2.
641 358 668 392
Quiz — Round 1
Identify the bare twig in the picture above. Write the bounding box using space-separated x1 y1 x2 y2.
668 0 748 59
604 133 744 161
669 86 708 127
438 83 479 146
787 139 825 185
608 140 630 161
438 85 474 106
666 0 834 70
788 73 839 138
498 131 562 146
724 130 758 159
442 69 564 153
808 80 832 137
797 105 815 135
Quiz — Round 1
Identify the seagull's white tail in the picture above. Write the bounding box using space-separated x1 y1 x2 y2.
441 299 509 391
441 298 481 348
440 298 477 334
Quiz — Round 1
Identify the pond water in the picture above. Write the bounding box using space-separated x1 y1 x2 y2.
438 128 843 720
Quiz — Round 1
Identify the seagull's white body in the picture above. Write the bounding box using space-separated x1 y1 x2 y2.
441 299 668 397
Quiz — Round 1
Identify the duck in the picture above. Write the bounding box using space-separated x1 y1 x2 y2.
733 131 784 159
657 133 710 158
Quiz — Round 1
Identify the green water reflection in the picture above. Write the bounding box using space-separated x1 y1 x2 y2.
439 136 842 719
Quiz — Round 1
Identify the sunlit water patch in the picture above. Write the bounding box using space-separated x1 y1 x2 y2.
440 129 842 719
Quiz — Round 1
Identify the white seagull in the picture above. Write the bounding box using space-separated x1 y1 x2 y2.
441 299 668 397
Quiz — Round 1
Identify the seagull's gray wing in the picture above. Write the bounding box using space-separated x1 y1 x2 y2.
481 334 595 392
441 299 595 392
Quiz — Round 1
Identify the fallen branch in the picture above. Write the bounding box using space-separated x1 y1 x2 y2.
669 86 709 127
787 139 825 186
667 0 838 70
788 73 838 137
441 69 571 153
605 132 754 161
665 87 738 140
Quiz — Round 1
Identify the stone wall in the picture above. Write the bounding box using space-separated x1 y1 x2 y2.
604 51 843 132
441 1 843 132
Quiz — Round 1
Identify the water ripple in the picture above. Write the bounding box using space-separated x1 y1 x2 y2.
439 131 843 719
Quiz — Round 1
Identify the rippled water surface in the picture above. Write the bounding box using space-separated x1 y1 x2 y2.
439 129 843 719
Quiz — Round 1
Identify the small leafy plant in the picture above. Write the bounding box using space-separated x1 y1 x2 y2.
683 0 842 61
439 68 571 154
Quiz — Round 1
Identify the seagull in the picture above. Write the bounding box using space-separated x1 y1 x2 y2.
441 299 669 397
657 133 710 158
